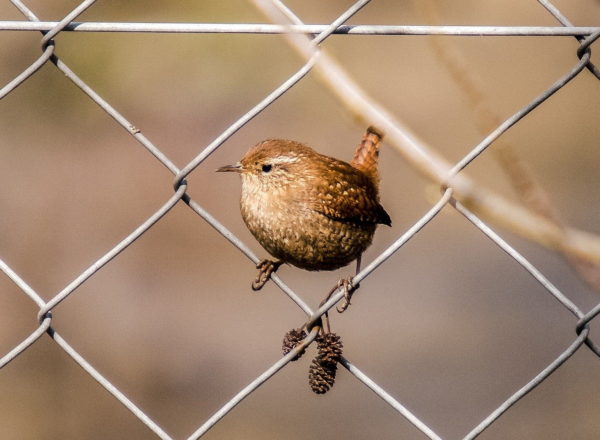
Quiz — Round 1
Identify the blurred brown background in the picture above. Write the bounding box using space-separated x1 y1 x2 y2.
1 1 600 439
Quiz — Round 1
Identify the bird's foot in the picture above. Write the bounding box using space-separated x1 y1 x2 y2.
252 259 282 291
320 278 359 314
336 278 358 313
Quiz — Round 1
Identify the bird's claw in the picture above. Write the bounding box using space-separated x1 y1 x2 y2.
336 278 358 313
252 259 282 291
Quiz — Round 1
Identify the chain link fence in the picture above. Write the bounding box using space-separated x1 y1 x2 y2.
1 0 600 438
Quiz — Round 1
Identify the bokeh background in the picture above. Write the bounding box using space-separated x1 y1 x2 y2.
2 1 600 439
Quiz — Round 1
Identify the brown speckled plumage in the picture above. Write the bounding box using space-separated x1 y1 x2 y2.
218 127 390 272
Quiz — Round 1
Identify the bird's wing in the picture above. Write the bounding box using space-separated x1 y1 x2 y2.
308 161 391 226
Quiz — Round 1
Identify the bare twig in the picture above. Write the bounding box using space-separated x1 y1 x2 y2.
252 0 600 264
420 0 600 290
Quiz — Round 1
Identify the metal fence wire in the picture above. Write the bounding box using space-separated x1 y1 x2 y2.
1 0 600 439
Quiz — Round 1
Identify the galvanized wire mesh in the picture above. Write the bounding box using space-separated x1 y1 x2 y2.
1 0 600 439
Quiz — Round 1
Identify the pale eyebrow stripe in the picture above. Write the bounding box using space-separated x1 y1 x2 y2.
270 156 300 165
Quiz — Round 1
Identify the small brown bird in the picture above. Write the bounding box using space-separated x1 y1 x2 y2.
217 127 391 297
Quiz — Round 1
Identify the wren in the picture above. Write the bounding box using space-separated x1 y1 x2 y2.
217 126 391 293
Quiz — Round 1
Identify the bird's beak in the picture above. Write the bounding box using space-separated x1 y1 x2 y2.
216 163 242 173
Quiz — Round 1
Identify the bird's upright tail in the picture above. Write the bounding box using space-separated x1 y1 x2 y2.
350 126 385 189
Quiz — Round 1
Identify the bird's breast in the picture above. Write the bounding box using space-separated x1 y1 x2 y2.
239 180 376 271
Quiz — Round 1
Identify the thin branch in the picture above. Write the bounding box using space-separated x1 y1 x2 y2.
251 0 600 264
420 0 600 291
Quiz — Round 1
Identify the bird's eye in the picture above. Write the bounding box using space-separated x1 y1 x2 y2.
262 164 272 173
